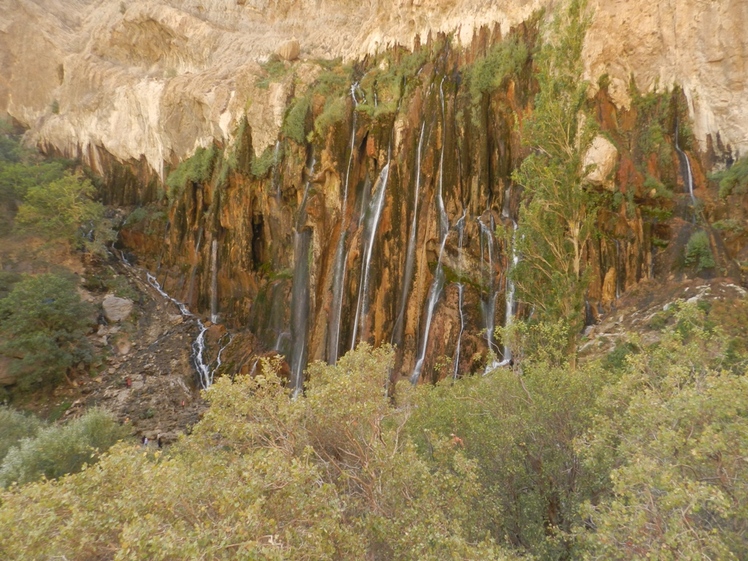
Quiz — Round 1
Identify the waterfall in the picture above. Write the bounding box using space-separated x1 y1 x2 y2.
392 121 427 347
675 123 696 205
145 272 225 389
289 156 315 397
271 140 282 198
496 221 518 368
452 210 467 380
350 160 391 348
209 238 218 323
411 80 450 384
327 85 359 364
479 216 501 369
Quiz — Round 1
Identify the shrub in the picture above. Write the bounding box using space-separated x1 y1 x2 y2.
165 145 217 200
685 230 716 271
712 156 748 199
0 408 127 487
0 407 44 463
282 96 310 144
0 273 96 391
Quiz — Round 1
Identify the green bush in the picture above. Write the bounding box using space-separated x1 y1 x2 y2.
0 273 96 391
0 407 44 463
685 230 716 271
282 96 310 144
0 408 127 487
712 156 748 199
165 145 217 200
15 172 107 247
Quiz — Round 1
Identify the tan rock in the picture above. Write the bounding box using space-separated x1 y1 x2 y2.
277 39 300 61
584 135 618 191
102 295 134 323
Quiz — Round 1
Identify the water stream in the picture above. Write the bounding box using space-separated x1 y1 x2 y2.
327 85 359 364
675 123 696 205
452 210 467 380
392 121 427 347
411 79 450 384
209 238 219 323
350 159 391 348
289 156 315 397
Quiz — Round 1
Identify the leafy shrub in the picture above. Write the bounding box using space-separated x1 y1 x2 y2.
0 346 515 560
250 144 277 178
0 273 96 391
579 304 748 559
165 145 217 200
282 96 310 144
469 35 529 106
711 156 748 198
685 230 716 271
0 407 44 463
0 408 127 487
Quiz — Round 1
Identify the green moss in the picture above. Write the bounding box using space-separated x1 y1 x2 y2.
643 174 673 199
712 219 743 233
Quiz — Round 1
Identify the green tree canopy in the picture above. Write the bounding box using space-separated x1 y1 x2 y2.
0 273 96 390
511 0 596 358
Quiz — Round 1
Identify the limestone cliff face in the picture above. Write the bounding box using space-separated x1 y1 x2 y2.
2 0 746 171
1 0 746 381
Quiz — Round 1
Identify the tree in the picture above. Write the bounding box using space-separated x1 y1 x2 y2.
14 172 106 246
0 273 96 390
511 0 596 360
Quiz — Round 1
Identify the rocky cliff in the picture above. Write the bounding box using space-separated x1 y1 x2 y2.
2 0 747 382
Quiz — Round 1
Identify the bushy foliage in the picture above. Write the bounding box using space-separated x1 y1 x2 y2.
14 172 112 253
712 155 748 199
0 407 44 463
468 35 529 118
0 273 96 391
0 408 126 488
579 304 748 559
0 346 514 560
282 96 310 144
685 230 716 271
165 145 217 199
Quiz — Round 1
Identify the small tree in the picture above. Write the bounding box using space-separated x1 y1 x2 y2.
511 0 596 363
0 273 96 390
14 173 105 245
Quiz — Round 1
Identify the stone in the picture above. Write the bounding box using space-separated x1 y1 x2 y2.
276 39 300 61
583 135 618 191
102 295 133 323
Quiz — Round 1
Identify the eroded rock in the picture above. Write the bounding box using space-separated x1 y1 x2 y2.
102 295 134 323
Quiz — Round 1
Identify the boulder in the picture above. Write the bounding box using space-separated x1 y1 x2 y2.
102 295 134 323
276 39 300 61
583 135 618 191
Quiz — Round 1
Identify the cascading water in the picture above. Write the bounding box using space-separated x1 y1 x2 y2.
496 220 518 368
675 123 696 205
392 121 427 347
209 238 219 323
145 272 227 389
271 140 282 198
478 215 501 370
289 156 315 397
411 79 450 384
350 159 390 348
327 84 359 364
452 210 467 380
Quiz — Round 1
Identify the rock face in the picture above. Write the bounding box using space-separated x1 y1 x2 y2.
1 0 746 173
102 295 134 323
1 0 746 382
